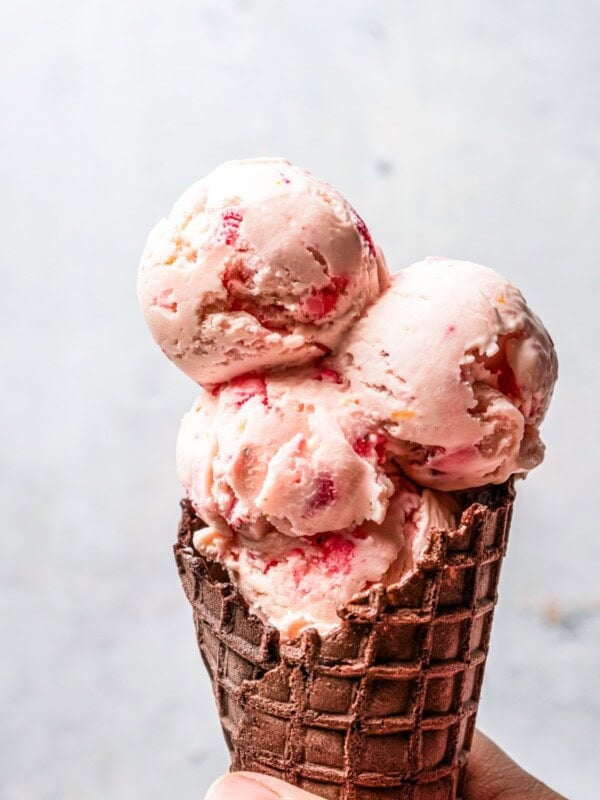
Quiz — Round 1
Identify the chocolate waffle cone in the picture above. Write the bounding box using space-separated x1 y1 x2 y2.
175 481 514 800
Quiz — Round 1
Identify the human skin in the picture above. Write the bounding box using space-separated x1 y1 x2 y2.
204 731 567 800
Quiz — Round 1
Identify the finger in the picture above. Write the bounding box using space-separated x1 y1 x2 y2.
205 771 321 800
464 730 566 800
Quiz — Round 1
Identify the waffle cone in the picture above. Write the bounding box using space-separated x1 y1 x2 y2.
174 481 514 800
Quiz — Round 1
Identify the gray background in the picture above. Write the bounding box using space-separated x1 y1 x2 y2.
1 1 599 798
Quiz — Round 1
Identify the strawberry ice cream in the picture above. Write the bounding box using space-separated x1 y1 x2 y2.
139 160 557 641
190 476 458 638
138 158 387 385
173 256 557 635
334 258 558 490
176 370 394 541
174 255 556 633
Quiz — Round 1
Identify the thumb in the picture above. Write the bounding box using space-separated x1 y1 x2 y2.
464 730 567 800
206 771 321 800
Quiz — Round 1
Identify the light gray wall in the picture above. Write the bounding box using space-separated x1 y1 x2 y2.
2 2 598 798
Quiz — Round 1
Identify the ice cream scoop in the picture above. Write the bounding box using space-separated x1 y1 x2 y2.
191 481 457 638
176 363 461 637
138 158 388 385
334 257 558 490
176 370 394 541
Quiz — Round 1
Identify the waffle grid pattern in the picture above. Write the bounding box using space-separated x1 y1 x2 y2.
175 482 514 800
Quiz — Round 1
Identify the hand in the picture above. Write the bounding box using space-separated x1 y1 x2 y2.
205 731 567 800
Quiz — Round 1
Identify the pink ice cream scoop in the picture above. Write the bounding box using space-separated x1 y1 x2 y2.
138 158 388 385
190 476 457 638
334 258 558 490
176 365 460 637
176 370 395 542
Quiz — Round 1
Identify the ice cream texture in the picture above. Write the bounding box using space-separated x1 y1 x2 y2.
139 160 557 638
334 257 558 490
176 371 459 635
176 373 394 541
190 480 458 639
138 158 387 385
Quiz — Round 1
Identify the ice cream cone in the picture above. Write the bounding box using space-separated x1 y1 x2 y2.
174 480 514 800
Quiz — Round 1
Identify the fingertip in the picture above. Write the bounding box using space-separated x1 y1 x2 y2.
204 771 321 799
204 773 231 800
